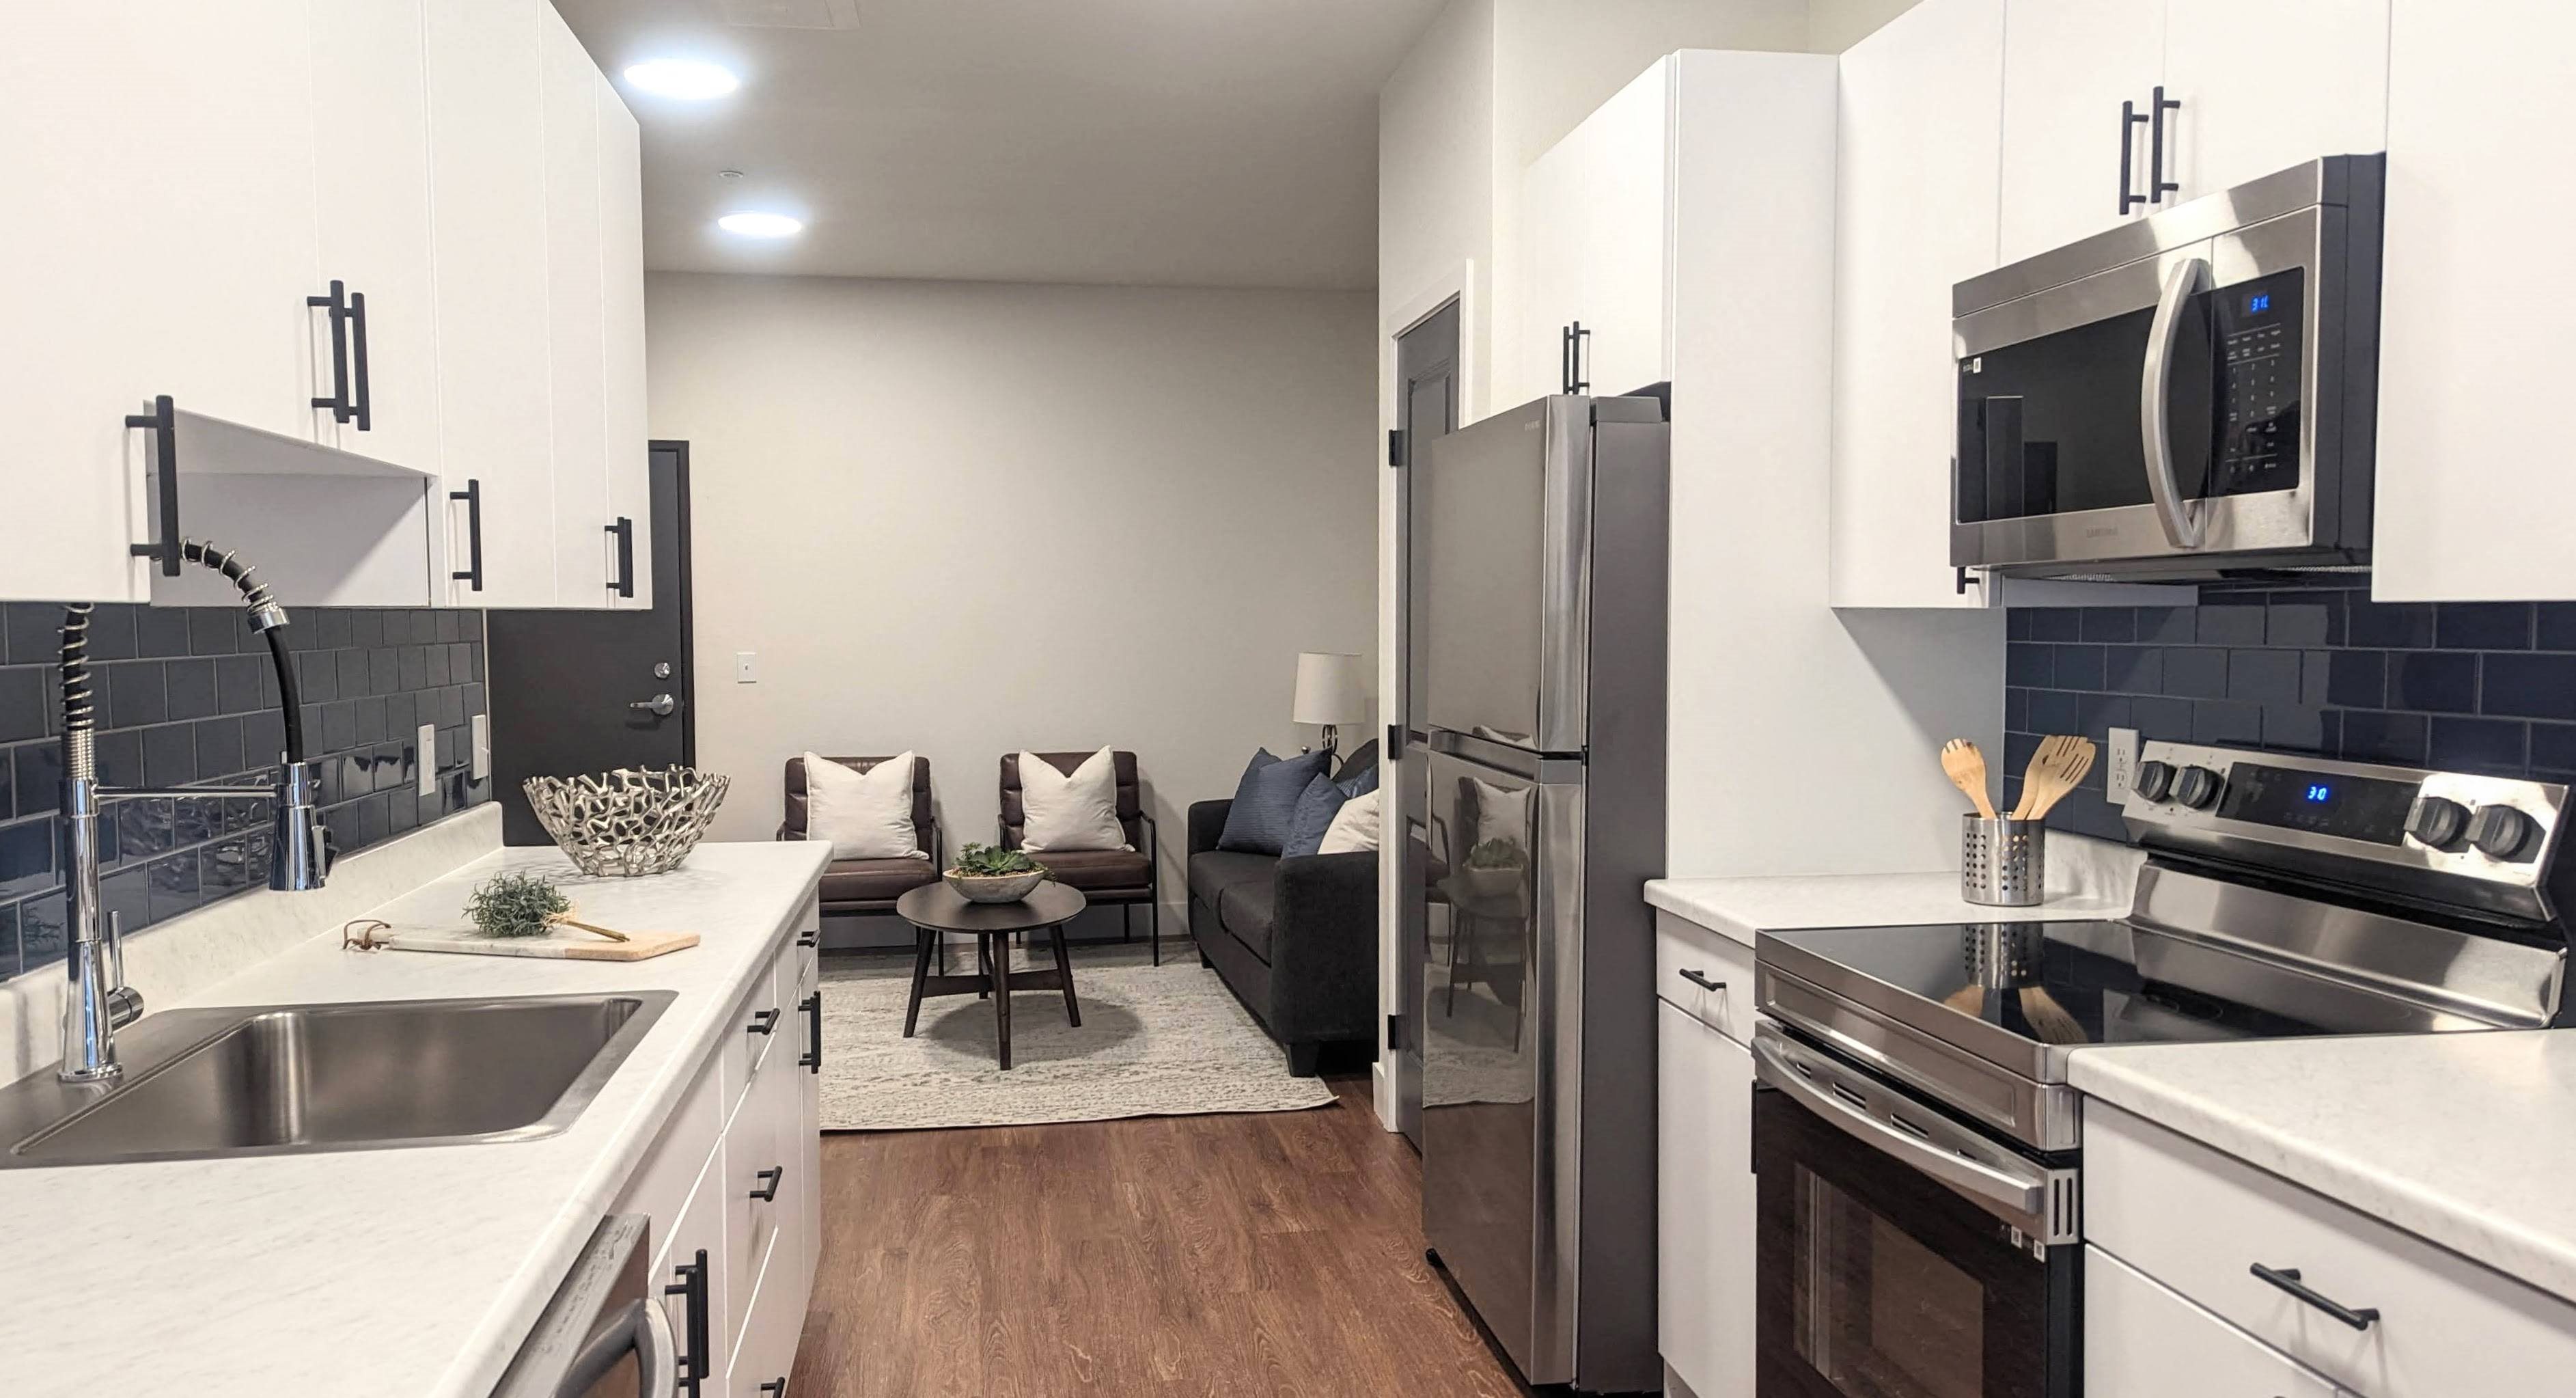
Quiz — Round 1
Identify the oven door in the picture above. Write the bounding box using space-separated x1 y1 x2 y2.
1951 200 2364 576
1752 1025 2079 1398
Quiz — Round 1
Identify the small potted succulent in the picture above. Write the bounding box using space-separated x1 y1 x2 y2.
945 842 1051 903
1458 838 1527 903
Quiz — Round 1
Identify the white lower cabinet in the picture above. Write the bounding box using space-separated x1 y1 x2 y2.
2088 1245 2339 1398
1656 984 1756 1397
615 930 823 1397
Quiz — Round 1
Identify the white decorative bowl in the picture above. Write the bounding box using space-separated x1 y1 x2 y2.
945 868 1047 903
523 766 731 877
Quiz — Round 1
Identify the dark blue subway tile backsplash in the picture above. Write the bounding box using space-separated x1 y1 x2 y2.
2005 583 2576 845
0 604 488 982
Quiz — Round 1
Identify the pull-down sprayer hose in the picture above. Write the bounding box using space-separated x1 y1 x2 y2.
60 539 307 771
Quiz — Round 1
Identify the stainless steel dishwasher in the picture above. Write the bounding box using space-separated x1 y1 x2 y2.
492 1215 674 1398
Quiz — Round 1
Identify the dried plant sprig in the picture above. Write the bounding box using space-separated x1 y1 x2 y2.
465 872 574 939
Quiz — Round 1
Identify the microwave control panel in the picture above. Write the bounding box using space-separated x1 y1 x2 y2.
2208 268 2305 497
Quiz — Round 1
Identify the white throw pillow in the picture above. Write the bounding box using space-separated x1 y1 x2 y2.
1469 777 1532 855
803 752 925 861
1317 789 1382 855
1019 748 1131 853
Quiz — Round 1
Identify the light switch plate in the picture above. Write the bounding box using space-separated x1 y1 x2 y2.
2105 726 2139 803
471 713 490 782
417 724 438 797
735 651 758 683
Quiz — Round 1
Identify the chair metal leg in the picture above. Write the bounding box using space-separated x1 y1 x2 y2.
1149 898 1160 965
1122 902 1133 944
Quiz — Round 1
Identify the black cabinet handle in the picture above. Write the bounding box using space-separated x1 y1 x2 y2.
307 279 353 424
2249 1263 2380 1331
1678 968 1727 993
664 1249 710 1397
2149 85 2182 203
799 991 822 1072
348 288 372 430
797 929 818 949
125 395 180 576
449 479 484 591
760 1381 786 1397
747 1006 781 1037
1560 321 1591 394
1954 566 1984 597
605 516 635 597
2118 100 2152 214
749 1165 786 1202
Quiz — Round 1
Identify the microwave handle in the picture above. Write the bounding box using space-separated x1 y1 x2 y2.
2140 253 2211 550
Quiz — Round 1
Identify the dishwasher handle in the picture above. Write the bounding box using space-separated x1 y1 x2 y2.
556 1296 674 1398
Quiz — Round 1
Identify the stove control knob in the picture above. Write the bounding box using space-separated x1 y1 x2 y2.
2406 795 2470 849
2174 765 2224 811
2471 804 2538 862
2133 760 2176 803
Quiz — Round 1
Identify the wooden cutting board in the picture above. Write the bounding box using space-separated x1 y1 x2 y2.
380 926 700 961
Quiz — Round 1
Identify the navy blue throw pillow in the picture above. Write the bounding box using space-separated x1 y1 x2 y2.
1217 748 1333 855
1282 760 1381 858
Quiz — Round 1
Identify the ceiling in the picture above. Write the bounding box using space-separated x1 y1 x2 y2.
555 0 1448 290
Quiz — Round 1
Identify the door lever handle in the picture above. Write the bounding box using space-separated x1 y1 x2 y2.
629 693 677 717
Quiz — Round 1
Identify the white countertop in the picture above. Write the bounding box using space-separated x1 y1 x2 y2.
2072 1030 2576 1308
0 839 829 1398
1644 869 2132 948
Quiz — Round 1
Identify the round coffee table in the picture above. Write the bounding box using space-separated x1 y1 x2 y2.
894 882 1088 1070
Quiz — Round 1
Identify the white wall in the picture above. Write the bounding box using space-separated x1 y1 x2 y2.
1808 0 1924 53
648 273 1377 918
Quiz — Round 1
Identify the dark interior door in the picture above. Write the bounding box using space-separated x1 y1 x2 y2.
1394 299 1458 1149
489 442 696 845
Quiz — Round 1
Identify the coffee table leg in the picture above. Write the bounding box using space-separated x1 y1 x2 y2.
903 927 931 1038
978 937 991 998
993 934 1012 1071
1050 921 1081 1027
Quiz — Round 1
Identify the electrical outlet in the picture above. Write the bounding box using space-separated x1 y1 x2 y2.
418 724 438 797
471 713 490 782
735 651 758 683
2106 726 2139 804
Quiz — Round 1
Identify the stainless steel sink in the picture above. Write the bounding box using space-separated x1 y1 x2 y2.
0 991 675 1168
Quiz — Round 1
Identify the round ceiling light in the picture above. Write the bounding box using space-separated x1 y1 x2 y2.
623 59 740 100
717 211 803 238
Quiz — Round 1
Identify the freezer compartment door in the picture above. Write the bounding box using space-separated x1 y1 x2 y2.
1417 396 1591 752
1420 745 1585 1384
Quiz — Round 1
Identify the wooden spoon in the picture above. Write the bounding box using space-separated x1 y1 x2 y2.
2010 735 2098 821
1940 739 1998 820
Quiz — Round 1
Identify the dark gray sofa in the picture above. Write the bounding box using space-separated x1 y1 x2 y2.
1187 747 1380 1076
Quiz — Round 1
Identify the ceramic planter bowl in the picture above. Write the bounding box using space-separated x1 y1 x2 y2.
945 868 1047 903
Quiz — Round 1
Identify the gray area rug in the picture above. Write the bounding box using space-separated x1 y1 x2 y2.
816 940 1335 1132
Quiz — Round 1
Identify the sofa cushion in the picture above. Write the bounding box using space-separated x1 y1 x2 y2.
1189 850 1275 908
820 857 942 905
1217 748 1332 855
1333 738 1380 786
1218 879 1277 962
1029 847 1152 894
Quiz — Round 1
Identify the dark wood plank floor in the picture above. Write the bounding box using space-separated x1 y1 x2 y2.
792 1076 1528 1397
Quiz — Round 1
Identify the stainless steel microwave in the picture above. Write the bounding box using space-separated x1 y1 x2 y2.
1951 155 2383 579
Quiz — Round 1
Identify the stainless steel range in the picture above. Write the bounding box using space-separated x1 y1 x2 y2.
1747 740 2572 1398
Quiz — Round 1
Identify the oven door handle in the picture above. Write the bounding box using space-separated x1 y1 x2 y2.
1752 1030 2051 1225
2140 252 2211 550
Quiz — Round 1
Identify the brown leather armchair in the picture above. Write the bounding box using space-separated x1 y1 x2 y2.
998 750 1161 963
777 755 943 942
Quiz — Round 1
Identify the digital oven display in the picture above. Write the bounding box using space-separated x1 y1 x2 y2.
2217 763 2420 844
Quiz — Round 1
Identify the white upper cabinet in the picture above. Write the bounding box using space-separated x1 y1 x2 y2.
1830 0 2007 609
426 0 559 609
2158 0 2389 202
1997 0 2167 264
0 0 326 603
540 5 611 607
2372 0 2576 601
598 74 654 610
307 0 443 476
1517 58 1674 406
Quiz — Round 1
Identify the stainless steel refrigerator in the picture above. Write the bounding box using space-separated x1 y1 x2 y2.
1402 392 1666 1394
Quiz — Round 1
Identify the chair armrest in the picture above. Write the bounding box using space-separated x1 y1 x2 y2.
1187 799 1232 855
1267 851 1379 1043
775 825 799 842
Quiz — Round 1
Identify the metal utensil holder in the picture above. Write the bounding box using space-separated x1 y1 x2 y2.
1961 814 2045 907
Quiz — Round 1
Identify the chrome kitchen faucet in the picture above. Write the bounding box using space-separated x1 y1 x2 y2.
54 543 331 1084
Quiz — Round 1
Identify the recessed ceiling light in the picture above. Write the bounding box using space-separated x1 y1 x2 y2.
717 211 803 238
624 59 740 100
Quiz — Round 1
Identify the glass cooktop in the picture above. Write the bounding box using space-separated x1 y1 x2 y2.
1759 918 2477 1052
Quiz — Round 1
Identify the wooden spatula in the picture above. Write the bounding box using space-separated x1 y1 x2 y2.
1940 739 1998 819
2010 735 2097 821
